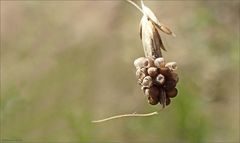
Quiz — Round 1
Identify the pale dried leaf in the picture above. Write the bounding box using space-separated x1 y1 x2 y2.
141 14 164 58
141 0 162 27
140 0 175 37
155 23 176 37
154 25 166 51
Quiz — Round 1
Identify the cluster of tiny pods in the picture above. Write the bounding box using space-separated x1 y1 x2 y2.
134 57 179 107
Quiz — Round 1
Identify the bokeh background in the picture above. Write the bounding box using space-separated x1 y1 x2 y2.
1 0 239 142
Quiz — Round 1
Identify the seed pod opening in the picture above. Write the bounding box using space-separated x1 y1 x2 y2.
156 74 165 85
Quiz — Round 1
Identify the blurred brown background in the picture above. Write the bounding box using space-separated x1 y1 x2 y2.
1 0 239 142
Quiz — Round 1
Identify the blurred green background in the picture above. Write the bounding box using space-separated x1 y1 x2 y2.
1 1 239 142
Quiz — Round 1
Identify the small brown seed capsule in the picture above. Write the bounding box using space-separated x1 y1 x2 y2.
137 79 144 85
147 67 158 77
148 95 159 105
164 79 177 91
166 88 178 98
141 86 148 92
159 67 171 77
170 72 179 83
144 88 150 96
142 76 153 87
136 68 146 85
134 57 148 69
146 86 160 105
156 74 165 85
165 62 177 71
136 68 145 79
154 57 165 68
166 97 171 106
150 86 159 96
145 58 155 68
140 68 148 75
144 86 159 96
158 88 166 108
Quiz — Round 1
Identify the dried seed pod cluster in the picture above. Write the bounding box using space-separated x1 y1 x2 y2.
134 57 179 107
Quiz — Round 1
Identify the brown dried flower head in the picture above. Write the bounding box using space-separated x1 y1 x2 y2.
128 0 179 108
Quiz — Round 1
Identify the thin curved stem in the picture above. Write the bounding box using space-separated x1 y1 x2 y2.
126 0 144 14
92 111 158 123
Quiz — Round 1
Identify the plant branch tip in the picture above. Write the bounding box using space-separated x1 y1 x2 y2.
92 111 158 123
126 0 144 14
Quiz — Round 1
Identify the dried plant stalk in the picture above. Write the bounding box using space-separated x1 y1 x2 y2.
92 111 158 123
130 1 179 108
140 15 163 58
128 0 175 59
92 1 178 123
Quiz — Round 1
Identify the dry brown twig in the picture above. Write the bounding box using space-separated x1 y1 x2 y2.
92 111 158 123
